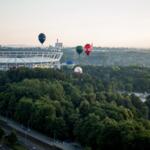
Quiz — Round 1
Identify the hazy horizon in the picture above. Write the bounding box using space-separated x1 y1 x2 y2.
0 0 150 48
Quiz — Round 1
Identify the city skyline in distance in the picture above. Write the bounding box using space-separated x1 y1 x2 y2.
0 0 150 48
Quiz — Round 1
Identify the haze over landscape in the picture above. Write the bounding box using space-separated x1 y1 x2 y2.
0 0 150 48
1 1 150 150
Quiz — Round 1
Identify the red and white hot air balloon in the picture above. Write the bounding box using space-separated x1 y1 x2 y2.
84 43 93 56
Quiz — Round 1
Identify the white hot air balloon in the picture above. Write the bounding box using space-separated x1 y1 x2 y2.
74 66 83 74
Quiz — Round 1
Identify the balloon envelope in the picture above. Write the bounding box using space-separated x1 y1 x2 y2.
66 60 74 65
76 46 83 55
38 33 46 44
74 66 83 74
84 44 93 56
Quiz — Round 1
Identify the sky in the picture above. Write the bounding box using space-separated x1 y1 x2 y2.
0 0 150 48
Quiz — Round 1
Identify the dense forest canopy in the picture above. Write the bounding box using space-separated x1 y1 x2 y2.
0 66 150 150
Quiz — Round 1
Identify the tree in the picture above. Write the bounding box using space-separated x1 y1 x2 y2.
49 81 65 101
5 131 18 146
15 97 34 125
0 127 4 140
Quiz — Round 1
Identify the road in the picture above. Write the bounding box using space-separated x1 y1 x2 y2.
0 116 81 150
2 126 52 150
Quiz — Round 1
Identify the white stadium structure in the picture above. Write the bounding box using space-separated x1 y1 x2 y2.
0 40 63 70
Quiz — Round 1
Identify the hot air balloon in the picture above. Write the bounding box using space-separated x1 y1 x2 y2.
66 60 75 69
74 66 83 74
76 45 83 65
84 44 93 56
76 46 83 55
38 33 46 45
66 60 74 65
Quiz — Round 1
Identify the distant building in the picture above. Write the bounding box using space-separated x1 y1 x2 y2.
55 39 63 50
0 40 63 70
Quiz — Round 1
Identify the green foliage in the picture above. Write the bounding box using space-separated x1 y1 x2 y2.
15 97 34 124
12 144 28 150
0 67 150 150
5 131 18 146
0 126 4 140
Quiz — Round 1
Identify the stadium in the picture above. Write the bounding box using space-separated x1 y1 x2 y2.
0 40 63 70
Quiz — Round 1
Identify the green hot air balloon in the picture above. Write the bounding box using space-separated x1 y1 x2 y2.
76 46 83 55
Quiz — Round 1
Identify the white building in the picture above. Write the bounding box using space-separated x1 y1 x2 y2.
0 40 63 70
